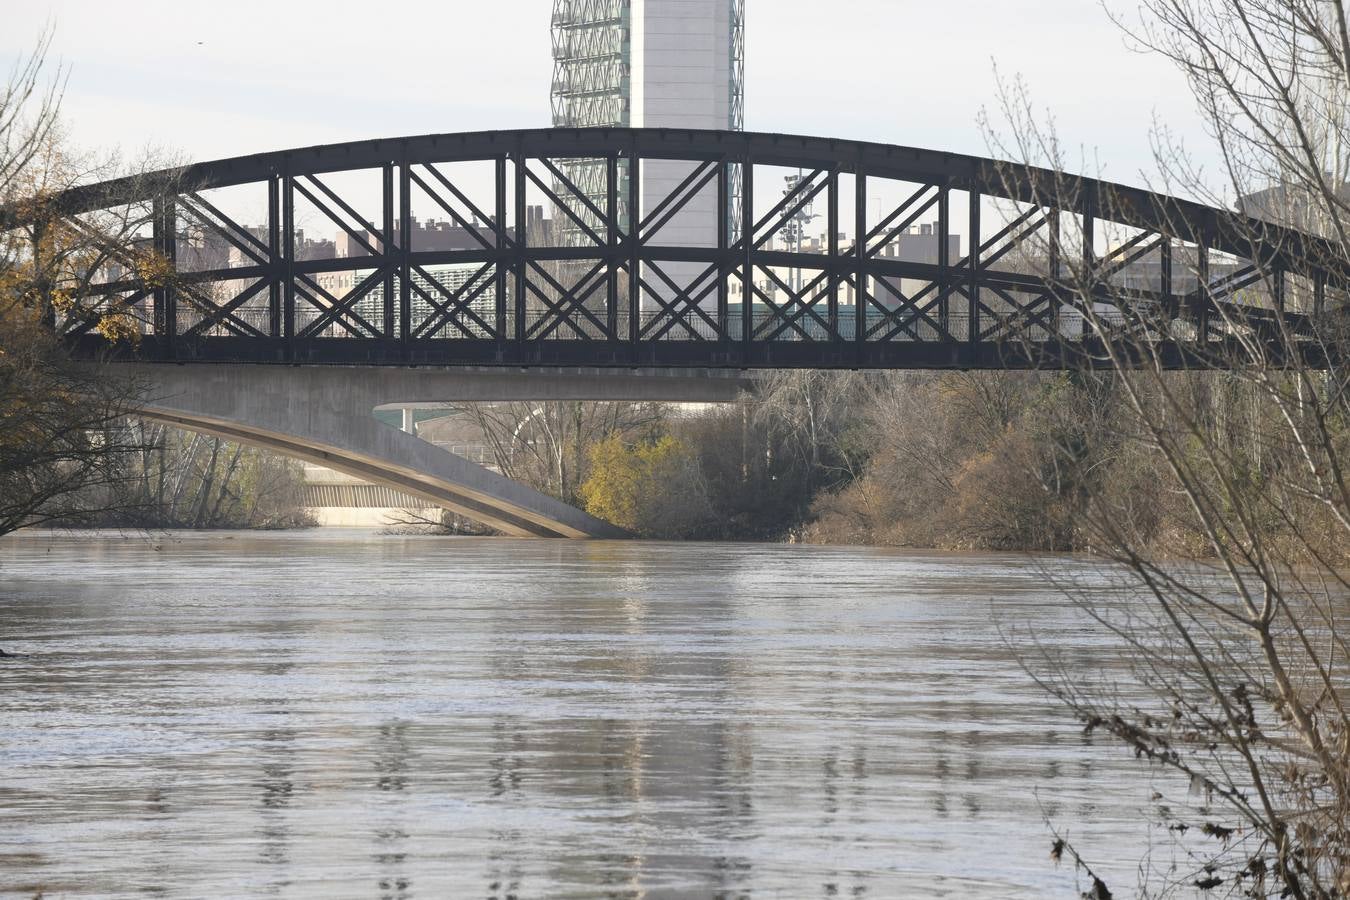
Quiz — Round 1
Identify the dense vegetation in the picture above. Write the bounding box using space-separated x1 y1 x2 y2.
539 368 1341 560
69 421 313 530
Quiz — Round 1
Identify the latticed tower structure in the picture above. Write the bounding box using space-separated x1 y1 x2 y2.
550 0 630 242
550 0 745 250
551 0 630 129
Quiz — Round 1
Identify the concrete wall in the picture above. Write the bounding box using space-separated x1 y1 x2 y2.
303 465 439 528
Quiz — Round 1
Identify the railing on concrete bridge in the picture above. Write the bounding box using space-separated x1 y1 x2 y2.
8 128 1347 370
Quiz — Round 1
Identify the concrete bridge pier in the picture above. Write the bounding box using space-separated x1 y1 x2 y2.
127 364 747 539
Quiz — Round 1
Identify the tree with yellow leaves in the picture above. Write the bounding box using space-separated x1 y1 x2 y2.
580 432 712 538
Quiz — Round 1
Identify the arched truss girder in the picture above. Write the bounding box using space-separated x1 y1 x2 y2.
13 128 1347 370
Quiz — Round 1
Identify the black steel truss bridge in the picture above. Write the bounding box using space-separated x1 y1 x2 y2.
16 128 1349 370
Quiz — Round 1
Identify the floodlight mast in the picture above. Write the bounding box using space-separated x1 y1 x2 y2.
783 171 819 293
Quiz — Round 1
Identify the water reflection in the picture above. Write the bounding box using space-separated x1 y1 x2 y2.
371 720 411 900
0 531 1159 897
476 545 762 896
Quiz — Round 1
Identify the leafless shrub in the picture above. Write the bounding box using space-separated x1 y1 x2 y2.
979 2 1350 893
445 401 666 507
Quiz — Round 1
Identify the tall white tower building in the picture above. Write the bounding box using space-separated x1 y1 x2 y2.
551 0 744 310
629 0 743 132
551 0 744 133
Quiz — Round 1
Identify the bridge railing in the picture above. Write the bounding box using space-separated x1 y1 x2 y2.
153 303 1268 347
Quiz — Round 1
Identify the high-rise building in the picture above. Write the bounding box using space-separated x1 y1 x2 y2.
550 0 745 311
551 0 745 132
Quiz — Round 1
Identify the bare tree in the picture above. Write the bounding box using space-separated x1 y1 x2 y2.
449 400 665 505
88 420 313 529
979 3 1350 893
0 32 178 538
753 370 869 479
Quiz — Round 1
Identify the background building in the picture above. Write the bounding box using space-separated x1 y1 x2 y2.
551 0 745 310
550 0 745 133
310 217 498 337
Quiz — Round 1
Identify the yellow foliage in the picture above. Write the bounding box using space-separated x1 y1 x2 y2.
94 312 141 345
132 251 173 288
579 433 709 537
1 217 157 347
579 432 647 528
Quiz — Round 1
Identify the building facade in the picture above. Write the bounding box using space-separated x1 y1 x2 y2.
551 0 745 310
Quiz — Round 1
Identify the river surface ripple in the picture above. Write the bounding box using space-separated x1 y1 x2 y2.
0 531 1169 898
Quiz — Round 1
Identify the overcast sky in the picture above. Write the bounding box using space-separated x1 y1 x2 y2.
3 1 1210 192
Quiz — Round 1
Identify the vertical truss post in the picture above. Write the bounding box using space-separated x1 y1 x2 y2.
514 150 526 344
1047 206 1060 336
1197 230 1211 341
282 170 295 361
1273 267 1285 313
827 169 839 341
1315 270 1326 317
398 161 412 354
741 157 754 354
153 196 177 358
855 171 867 350
1048 207 1061 278
937 184 949 338
1160 236 1173 323
151 197 165 336
1081 189 1095 338
268 177 281 340
382 163 396 343
628 144 641 348
494 156 507 341
717 158 730 341
31 219 53 329
165 199 177 353
606 154 619 340
968 188 981 347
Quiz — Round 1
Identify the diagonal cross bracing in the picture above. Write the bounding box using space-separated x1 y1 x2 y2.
10 128 1342 371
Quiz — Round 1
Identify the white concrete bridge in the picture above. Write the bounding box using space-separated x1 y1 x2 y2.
134 364 748 538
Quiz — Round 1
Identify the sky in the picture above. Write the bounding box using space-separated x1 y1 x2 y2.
2 0 1213 193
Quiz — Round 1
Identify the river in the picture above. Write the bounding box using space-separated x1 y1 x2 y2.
0 531 1174 898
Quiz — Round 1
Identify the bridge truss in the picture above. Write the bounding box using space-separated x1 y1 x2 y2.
12 128 1349 370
